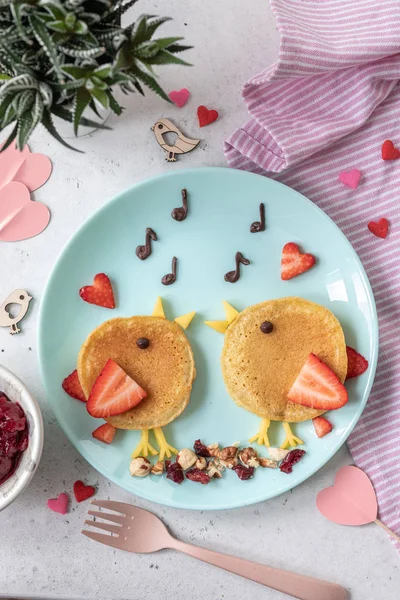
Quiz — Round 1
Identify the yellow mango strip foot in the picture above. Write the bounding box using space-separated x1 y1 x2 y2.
204 320 229 334
152 296 165 318
175 311 196 329
280 422 304 449
153 427 178 461
131 429 158 458
249 418 271 447
222 300 239 324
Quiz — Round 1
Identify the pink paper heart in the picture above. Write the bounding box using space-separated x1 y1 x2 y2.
0 143 52 192
339 169 361 190
0 182 50 242
47 493 69 515
317 465 377 526
168 88 190 108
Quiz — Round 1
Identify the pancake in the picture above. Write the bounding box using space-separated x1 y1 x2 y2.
221 297 347 422
78 316 196 429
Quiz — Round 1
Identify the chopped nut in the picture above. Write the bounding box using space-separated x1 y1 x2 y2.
129 457 151 477
268 447 290 462
195 456 207 470
151 461 164 475
207 443 220 458
219 456 238 469
238 447 258 466
206 458 224 479
176 448 197 470
219 446 238 461
248 456 260 468
259 457 278 469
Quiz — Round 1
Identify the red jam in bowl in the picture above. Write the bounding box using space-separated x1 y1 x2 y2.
0 392 29 485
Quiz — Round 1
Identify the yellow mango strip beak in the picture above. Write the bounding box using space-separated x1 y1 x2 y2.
175 311 196 329
152 296 165 318
222 300 239 324
204 320 229 334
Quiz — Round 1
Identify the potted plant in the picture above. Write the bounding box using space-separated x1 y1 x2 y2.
0 0 191 151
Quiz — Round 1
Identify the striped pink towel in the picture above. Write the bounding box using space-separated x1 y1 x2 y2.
225 0 400 550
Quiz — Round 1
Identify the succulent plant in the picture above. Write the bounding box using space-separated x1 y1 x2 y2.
0 0 191 151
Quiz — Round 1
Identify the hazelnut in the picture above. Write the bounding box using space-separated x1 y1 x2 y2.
219 446 238 461
206 458 224 479
195 456 207 470
238 447 258 466
207 443 220 458
259 457 278 469
151 461 164 475
129 457 151 477
176 448 197 470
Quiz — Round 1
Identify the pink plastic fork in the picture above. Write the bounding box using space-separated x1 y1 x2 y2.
82 500 347 600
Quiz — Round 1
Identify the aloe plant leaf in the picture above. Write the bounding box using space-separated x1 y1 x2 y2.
90 87 109 109
73 86 91 135
0 123 18 153
51 104 111 129
29 13 62 78
42 109 83 152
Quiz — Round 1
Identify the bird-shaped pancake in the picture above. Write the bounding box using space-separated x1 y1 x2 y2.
78 297 196 460
206 297 347 449
151 118 200 162
0 289 32 334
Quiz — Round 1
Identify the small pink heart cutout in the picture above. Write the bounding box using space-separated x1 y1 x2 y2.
0 181 50 242
168 88 190 108
47 493 69 515
317 465 378 526
339 169 361 190
0 142 52 193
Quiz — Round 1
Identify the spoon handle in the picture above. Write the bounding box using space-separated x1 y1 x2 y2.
170 539 347 600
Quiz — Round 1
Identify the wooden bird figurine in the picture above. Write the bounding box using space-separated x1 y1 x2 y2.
0 289 32 334
151 118 200 162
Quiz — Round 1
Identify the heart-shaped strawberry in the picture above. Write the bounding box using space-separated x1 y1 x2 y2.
368 218 389 239
281 242 316 280
73 480 95 503
79 273 115 308
0 181 50 242
381 140 400 160
168 88 190 108
197 105 219 127
47 492 69 515
339 169 361 190
317 466 377 526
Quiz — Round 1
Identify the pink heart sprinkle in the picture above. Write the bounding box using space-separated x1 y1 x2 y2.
0 181 50 242
47 493 69 515
316 465 377 526
339 169 361 190
168 88 190 108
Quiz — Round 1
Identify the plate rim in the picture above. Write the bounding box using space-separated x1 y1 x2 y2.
37 166 379 510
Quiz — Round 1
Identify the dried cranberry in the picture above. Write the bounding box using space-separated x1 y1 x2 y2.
186 468 211 485
233 464 254 480
193 439 210 457
279 449 306 474
166 461 184 484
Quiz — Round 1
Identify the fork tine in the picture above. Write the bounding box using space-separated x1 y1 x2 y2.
87 510 125 525
84 520 122 535
82 530 123 549
90 499 128 515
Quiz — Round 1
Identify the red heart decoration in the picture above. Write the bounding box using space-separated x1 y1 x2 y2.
381 140 400 160
168 88 190 108
197 105 219 127
368 218 389 239
317 466 377 526
47 493 69 515
73 480 95 503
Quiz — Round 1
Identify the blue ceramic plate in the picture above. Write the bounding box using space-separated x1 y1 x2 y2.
38 168 378 510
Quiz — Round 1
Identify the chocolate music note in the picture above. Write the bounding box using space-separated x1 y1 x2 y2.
250 203 265 233
136 227 157 260
171 189 188 222
224 252 250 283
162 256 178 285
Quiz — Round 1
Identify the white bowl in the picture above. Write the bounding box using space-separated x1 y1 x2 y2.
0 365 44 511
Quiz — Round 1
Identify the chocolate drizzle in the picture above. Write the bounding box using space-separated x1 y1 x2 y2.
250 203 265 233
162 256 177 285
224 252 250 283
136 227 157 260
171 189 188 222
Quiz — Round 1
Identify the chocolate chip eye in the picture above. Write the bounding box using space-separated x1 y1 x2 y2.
19 295 24 300
158 123 163 129
137 337 150 349
260 321 273 334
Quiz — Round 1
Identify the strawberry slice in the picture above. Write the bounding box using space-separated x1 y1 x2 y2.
288 353 348 410
92 423 117 444
62 369 86 402
281 242 316 280
86 359 147 418
346 346 369 380
79 273 115 309
313 416 333 438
